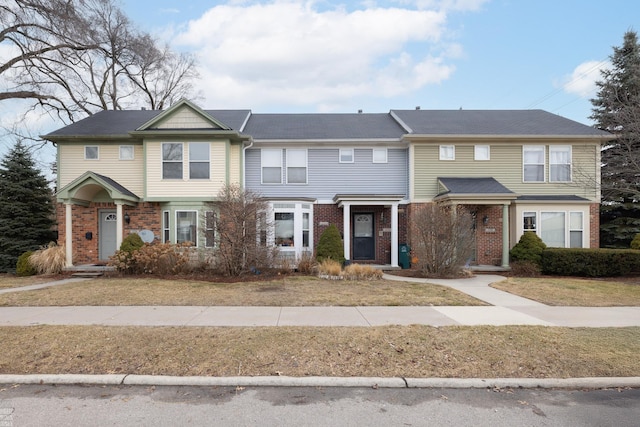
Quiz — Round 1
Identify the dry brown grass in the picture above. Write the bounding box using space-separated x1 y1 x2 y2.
1 325 638 378
492 277 640 306
0 274 55 289
0 276 485 307
29 245 66 275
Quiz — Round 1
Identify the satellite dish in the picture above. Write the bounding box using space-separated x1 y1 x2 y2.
138 229 155 243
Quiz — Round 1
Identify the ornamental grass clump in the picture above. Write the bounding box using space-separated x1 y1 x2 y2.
29 243 66 275
317 259 342 279
343 264 383 280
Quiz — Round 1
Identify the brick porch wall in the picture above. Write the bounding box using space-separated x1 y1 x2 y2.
313 204 408 264
590 203 600 248
56 202 162 265
406 202 504 266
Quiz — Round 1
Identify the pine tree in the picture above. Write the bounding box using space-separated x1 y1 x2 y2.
590 31 640 247
0 142 56 272
590 30 640 203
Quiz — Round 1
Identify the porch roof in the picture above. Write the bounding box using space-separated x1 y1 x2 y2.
435 177 517 204
333 194 406 206
57 171 140 207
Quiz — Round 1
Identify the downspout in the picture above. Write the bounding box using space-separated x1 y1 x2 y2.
242 138 254 188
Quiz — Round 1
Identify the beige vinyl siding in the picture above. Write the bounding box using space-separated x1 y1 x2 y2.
58 143 144 195
146 140 229 198
412 142 600 202
229 143 241 184
155 108 215 129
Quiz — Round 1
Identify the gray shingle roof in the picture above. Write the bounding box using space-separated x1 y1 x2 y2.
438 177 514 195
516 195 589 201
44 109 251 138
392 109 610 137
93 172 139 199
242 113 406 140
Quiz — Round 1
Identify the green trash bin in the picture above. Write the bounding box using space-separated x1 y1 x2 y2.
398 243 410 269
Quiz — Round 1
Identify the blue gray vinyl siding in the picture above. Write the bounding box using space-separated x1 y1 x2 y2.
246 148 408 199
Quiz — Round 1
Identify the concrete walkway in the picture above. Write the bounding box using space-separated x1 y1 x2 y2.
0 274 638 327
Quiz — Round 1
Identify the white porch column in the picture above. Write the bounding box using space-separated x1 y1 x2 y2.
65 203 73 267
501 203 510 268
116 203 124 250
342 203 351 261
390 203 399 267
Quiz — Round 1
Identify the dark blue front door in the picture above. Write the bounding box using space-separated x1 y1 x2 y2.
353 213 375 260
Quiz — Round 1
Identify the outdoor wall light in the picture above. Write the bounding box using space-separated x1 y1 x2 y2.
124 212 130 224
483 215 489 225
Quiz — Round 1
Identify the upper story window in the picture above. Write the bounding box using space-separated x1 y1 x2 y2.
119 145 134 160
286 149 307 184
439 145 455 161
162 143 183 179
261 149 282 184
85 146 99 160
189 143 210 179
523 145 545 182
549 145 572 182
339 148 354 163
474 145 490 161
372 148 387 163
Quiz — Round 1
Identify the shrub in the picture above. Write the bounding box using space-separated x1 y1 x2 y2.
541 247 640 277
317 259 342 278
109 233 145 272
130 242 192 275
316 224 345 264
16 251 36 277
509 260 541 277
296 251 316 274
29 243 66 275
631 233 640 250
343 264 383 280
510 232 547 266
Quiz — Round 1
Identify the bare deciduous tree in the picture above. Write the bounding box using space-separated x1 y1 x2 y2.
1 0 199 123
210 184 276 277
410 203 475 278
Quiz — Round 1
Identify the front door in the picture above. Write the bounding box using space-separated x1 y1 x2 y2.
99 210 118 261
353 213 375 260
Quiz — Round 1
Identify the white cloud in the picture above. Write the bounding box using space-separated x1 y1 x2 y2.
562 60 610 98
172 0 464 110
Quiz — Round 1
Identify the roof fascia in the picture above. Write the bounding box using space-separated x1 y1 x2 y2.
403 134 614 143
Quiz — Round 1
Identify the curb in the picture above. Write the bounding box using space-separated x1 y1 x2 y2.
1 375 639 389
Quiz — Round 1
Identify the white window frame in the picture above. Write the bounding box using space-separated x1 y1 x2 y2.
286 149 307 184
85 146 99 160
204 211 216 248
189 142 210 180
540 211 566 248
474 145 490 161
119 145 134 160
162 142 183 180
261 148 282 184
523 211 537 233
523 145 545 182
271 202 313 259
162 211 170 243
175 210 198 246
569 211 583 248
439 145 455 161
372 148 388 163
549 145 572 182
339 148 354 163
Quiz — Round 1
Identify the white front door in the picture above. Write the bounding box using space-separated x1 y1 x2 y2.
99 210 118 261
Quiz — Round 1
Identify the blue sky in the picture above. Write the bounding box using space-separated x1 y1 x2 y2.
120 0 638 125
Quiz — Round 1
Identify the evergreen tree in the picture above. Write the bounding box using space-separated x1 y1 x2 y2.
0 142 56 272
590 30 640 247
590 30 640 203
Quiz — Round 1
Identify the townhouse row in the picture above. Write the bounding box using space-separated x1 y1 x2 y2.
44 100 612 268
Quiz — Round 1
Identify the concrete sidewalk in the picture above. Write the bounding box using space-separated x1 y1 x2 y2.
0 273 638 327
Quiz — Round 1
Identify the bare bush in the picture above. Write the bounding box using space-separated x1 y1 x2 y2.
296 251 316 274
410 203 475 278
210 184 276 276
